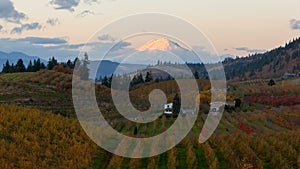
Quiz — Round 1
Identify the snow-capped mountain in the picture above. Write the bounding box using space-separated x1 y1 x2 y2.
136 38 189 52
113 38 201 65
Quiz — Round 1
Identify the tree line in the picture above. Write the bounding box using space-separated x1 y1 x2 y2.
1 57 78 73
99 71 154 88
99 70 201 89
100 71 177 88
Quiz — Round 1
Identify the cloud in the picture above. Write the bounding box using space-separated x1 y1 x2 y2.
76 10 95 17
11 22 42 34
46 18 60 26
290 19 300 30
110 41 131 51
98 34 115 42
235 47 266 53
20 37 67 45
235 47 248 51
0 0 27 23
84 0 100 5
50 0 80 12
0 37 76 61
0 36 133 61
67 43 86 49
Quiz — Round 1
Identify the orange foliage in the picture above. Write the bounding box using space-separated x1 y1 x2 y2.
0 104 97 169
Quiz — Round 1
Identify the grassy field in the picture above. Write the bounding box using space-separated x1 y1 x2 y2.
0 71 74 117
0 72 34 82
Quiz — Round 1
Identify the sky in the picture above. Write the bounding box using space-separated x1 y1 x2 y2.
0 0 300 61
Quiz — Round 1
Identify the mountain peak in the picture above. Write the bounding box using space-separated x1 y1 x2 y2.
137 38 184 51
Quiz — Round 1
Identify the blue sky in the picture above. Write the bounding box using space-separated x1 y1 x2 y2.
0 0 300 61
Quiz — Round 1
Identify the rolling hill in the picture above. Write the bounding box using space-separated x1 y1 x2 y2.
89 60 147 80
223 37 300 80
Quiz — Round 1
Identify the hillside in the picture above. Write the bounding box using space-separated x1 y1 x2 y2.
90 60 147 80
224 38 300 80
0 71 74 117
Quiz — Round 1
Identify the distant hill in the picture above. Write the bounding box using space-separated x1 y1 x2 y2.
127 63 208 80
89 60 147 80
223 37 300 80
0 51 47 70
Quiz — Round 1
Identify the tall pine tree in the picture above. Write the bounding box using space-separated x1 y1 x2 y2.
78 53 90 80
47 57 58 70
145 71 153 82
172 93 181 116
2 60 11 73
15 59 26 72
27 61 33 72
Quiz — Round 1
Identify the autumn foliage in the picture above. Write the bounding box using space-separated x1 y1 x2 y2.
0 104 96 169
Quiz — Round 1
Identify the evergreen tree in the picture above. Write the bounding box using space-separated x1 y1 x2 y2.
27 61 33 72
47 57 58 70
35 59 41 71
166 75 173 81
157 60 160 66
137 74 144 84
145 71 153 82
130 74 145 86
234 98 242 108
2 60 11 73
102 76 110 88
194 71 199 79
73 57 79 68
109 74 113 87
78 53 90 80
172 93 181 116
130 75 138 86
268 79 275 86
40 62 46 70
10 63 16 73
33 60 37 71
15 59 26 72
134 126 138 135
66 60 73 68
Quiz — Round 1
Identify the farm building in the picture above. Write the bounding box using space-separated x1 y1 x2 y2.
164 103 195 116
282 72 297 79
164 103 173 115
